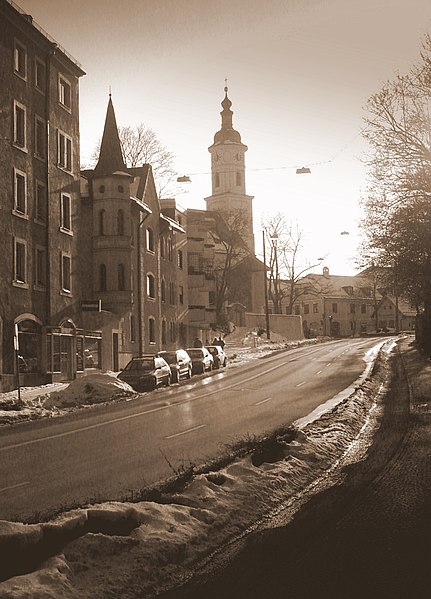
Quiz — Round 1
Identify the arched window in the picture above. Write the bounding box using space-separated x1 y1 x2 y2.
146 273 155 299
118 263 125 291
98 209 105 236
146 227 154 252
100 264 107 291
117 209 124 235
161 278 166 302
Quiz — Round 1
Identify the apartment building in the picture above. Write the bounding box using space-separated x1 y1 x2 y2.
0 0 86 390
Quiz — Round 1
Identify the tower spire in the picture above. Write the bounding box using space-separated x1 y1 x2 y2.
213 85 241 144
94 95 126 177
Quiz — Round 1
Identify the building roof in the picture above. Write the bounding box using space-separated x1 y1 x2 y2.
296 269 379 300
93 96 127 177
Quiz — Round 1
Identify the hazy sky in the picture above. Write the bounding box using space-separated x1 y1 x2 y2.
16 0 431 274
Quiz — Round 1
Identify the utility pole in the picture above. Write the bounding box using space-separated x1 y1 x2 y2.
262 230 270 339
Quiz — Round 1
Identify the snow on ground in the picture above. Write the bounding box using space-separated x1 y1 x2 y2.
0 337 395 599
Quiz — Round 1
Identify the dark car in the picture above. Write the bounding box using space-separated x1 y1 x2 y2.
117 355 171 391
206 345 228 368
186 347 214 374
158 349 192 382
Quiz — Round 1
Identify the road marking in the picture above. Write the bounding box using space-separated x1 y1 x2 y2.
315 370 322 375
255 397 271 405
165 424 207 439
0 481 30 494
296 381 306 387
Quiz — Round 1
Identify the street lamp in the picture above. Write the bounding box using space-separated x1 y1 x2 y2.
270 232 279 314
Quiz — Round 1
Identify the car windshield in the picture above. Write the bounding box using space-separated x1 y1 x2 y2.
207 347 219 355
187 349 202 358
126 358 154 371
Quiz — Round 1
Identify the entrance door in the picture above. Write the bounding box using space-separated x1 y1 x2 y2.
60 335 73 381
112 333 119 372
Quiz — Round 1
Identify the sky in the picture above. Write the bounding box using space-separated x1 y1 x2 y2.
16 0 431 275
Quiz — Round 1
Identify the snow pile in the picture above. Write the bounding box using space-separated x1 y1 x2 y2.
0 343 392 599
42 373 135 409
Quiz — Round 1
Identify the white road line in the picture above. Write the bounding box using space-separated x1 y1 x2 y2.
296 381 306 387
0 481 30 494
255 397 271 405
165 424 207 439
315 370 322 375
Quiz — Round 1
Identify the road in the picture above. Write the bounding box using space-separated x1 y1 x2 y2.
0 338 382 521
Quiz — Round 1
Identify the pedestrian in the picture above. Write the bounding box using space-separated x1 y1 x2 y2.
218 336 225 349
193 337 202 348
213 336 219 345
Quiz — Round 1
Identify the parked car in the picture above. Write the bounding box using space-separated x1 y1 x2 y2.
186 347 214 374
158 349 192 382
117 355 171 391
206 345 228 368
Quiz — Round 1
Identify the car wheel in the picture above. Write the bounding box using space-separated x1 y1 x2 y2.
166 375 171 387
151 377 157 390
187 367 192 379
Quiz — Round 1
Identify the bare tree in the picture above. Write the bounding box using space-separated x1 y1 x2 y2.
91 123 178 198
262 214 322 314
361 34 431 352
212 210 249 323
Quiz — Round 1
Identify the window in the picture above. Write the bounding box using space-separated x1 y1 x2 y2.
161 320 167 345
146 273 155 299
60 193 72 232
58 75 71 110
61 253 71 292
215 172 220 188
179 285 184 304
35 58 46 92
146 227 154 252
14 40 26 79
169 282 175 304
313 303 318 314
117 209 124 235
177 250 183 269
350 303 356 314
167 238 173 261
35 180 47 223
160 235 165 258
100 264 107 291
148 318 156 344
294 305 300 315
332 303 338 314
98 209 105 236
57 130 72 171
35 246 46 288
170 320 176 343
303 304 309 315
14 238 27 284
35 116 46 159
13 168 27 215
361 304 367 314
118 264 125 291
161 279 166 303
130 315 136 342
236 172 242 186
13 101 26 149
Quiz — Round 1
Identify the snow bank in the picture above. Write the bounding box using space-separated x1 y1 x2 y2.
42 374 135 409
0 342 392 598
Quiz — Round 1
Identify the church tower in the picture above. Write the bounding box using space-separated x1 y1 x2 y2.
205 86 254 253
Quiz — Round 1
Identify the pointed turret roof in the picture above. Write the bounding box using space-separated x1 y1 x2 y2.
94 95 127 177
213 86 242 144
